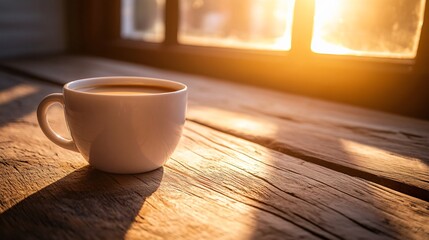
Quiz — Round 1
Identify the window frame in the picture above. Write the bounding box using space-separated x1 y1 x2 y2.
79 0 429 119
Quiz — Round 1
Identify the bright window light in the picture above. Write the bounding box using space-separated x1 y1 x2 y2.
178 0 296 50
311 0 426 59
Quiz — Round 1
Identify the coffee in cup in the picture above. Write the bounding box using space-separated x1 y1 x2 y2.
76 84 176 95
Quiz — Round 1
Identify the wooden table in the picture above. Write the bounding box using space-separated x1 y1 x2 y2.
0 55 428 239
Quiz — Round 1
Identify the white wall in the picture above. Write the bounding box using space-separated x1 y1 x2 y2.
0 0 66 59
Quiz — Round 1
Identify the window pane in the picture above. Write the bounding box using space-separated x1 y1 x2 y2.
312 0 426 58
179 0 295 50
121 0 165 42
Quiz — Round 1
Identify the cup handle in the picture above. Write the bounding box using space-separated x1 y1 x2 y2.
37 93 78 152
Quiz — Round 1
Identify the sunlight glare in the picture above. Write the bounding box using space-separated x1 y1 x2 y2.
188 106 279 138
0 84 38 105
312 0 349 55
312 0 426 58
340 139 429 172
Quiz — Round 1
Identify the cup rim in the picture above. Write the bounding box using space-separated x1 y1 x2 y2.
64 76 187 96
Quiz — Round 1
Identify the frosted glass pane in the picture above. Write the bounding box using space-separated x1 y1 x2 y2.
121 0 165 42
179 0 295 50
312 0 426 58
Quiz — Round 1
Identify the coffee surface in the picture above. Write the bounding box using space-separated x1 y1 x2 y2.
77 85 176 95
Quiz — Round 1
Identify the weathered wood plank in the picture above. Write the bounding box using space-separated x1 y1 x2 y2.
2 55 428 197
1 71 429 239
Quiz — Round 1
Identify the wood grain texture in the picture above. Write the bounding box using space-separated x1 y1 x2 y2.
2 55 428 198
0 71 429 239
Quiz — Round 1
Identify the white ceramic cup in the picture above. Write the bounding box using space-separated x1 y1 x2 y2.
37 76 187 174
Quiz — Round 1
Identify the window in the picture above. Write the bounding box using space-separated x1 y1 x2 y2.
120 0 426 59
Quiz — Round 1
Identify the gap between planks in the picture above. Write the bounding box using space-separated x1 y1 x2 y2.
187 118 429 202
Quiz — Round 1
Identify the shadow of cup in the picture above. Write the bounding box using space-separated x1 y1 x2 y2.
0 165 164 239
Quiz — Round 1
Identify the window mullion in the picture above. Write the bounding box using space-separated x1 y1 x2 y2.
291 0 315 58
165 0 179 45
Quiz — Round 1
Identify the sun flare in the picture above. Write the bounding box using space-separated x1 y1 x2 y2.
311 0 426 58
312 0 358 55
